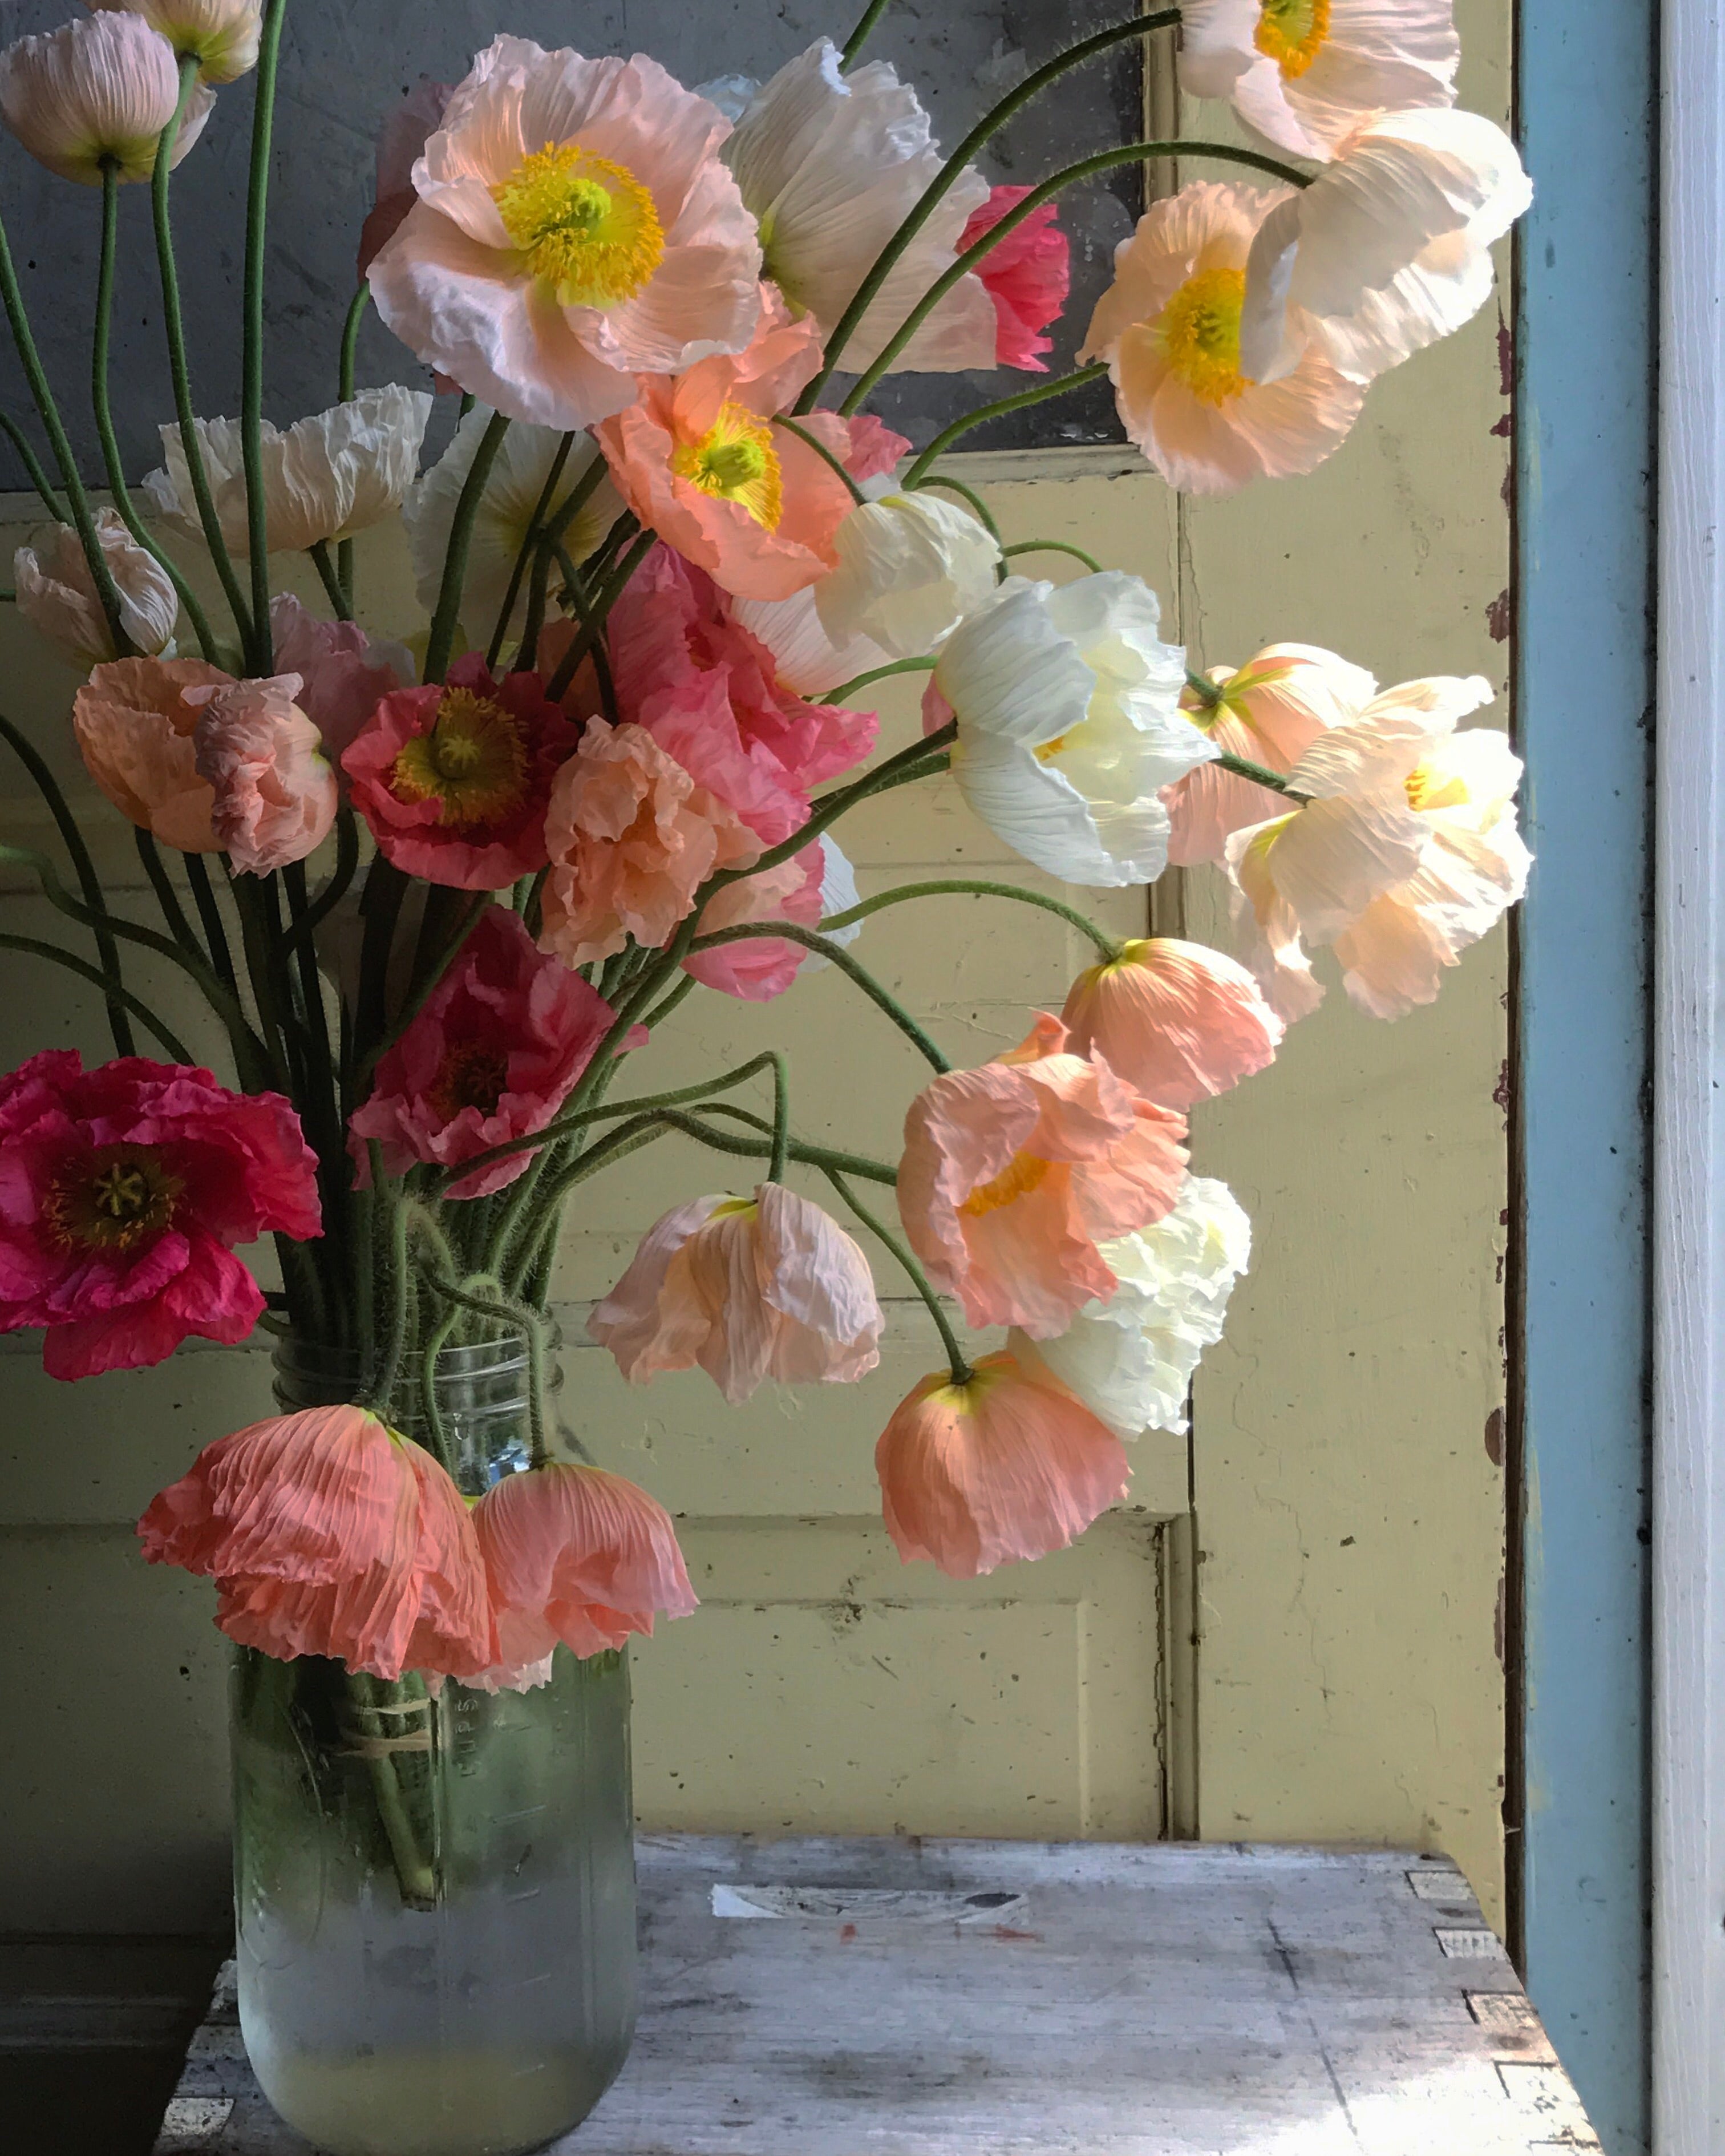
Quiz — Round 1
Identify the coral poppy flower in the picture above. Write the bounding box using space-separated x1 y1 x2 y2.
898 1014 1189 1340
595 296 872 602
681 845 825 1003
367 35 762 430
876 1350 1129 1579
342 653 580 891
86 1 264 86
472 1463 698 1681
266 594 412 767
14 510 179 670
1061 938 1285 1109
608 546 876 846
187 674 339 875
959 186 1071 371
72 656 230 853
1081 182 1367 496
590 1183 884 1403
357 76 452 277
138 1405 496 1682
816 489 1001 661
0 1050 320 1381
348 905 638 1199
0 12 211 184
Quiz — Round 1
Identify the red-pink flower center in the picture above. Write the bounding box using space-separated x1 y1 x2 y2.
44 1144 184 1253
427 1039 512 1122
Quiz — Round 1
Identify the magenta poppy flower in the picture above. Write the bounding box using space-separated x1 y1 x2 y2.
959 185 1071 372
0 1051 321 1381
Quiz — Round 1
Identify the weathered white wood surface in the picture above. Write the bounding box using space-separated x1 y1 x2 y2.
155 1837 1600 2155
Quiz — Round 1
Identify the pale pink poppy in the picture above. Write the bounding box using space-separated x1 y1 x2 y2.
187 674 338 875
1060 937 1285 1109
898 1014 1189 1340
268 594 411 765
15 509 177 669
85 2 264 87
537 721 761 968
72 656 230 853
876 1349 1129 1579
1080 181 1366 496
0 11 211 185
472 1463 697 1680
959 186 1071 371
590 1183 884 1403
682 846 825 1003
139 1403 496 1681
367 35 762 430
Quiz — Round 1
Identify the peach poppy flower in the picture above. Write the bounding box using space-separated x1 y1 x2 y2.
72 656 230 853
367 35 762 430
1166 641 1377 867
595 295 866 602
590 1184 884 1403
1061 938 1285 1109
876 1350 1129 1579
187 674 338 875
85 1 263 86
0 12 211 184
15 510 179 670
681 846 825 1003
139 1404 496 1681
898 1014 1189 1340
472 1463 698 1682
1080 181 1366 496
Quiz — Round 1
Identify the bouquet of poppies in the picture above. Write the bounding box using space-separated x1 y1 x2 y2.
0 1 1529 1701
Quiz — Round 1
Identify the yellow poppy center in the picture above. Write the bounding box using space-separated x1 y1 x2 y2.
428 1039 512 1122
1406 764 1471 814
492 143 665 308
670 404 784 529
391 687 531 829
1255 0 1331 77
961 1154 1051 1219
45 1146 184 1253
1155 266 1254 407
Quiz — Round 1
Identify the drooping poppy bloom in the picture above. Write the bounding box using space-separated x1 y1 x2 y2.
1060 937 1285 1109
367 35 762 429
959 186 1071 371
472 1463 698 1683
590 1183 884 1403
138 1404 496 1681
342 653 581 889
876 1350 1130 1579
357 76 452 277
187 674 339 875
86 0 264 86
0 11 211 184
0 1050 321 1381
898 1014 1189 1340
680 844 825 1003
348 905 639 1199
72 656 230 853
1080 182 1367 496
266 594 412 767
14 511 179 670
815 489 1001 661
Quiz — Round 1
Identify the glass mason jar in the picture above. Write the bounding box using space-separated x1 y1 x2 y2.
229 1338 638 2156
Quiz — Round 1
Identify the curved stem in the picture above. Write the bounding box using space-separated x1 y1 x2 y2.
278 803 359 955
767 1050 791 1183
715 719 958 891
486 431 573 669
840 0 893 66
686 921 953 1071
241 0 290 673
133 827 203 956
307 538 353 620
825 1168 971 1386
184 853 237 990
1215 749 1309 802
821 877 1120 957
828 656 937 703
0 934 193 1061
904 470 1002 545
1003 538 1104 575
0 411 64 519
771 415 866 503
902 365 1109 484
424 408 510 683
545 525 652 701
551 543 620 721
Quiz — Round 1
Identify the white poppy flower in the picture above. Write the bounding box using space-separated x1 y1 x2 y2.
141 387 432 557
723 39 998 373
84 0 263 85
932 573 1214 888
815 490 1001 661
1240 107 1532 386
14 509 179 668
0 11 212 184
402 404 621 647
1011 1176 1253 1439
729 585 893 697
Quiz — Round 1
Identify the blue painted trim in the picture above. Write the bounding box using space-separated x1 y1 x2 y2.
1515 2 1657 2150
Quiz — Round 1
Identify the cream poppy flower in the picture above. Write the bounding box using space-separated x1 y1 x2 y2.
0 11 211 184
722 39 997 373
1179 0 1459 162
403 404 621 648
14 511 177 668
84 1 262 85
141 387 431 557
1240 108 1533 387
1080 182 1366 496
367 36 762 430
815 490 1001 660
929 573 1213 888
1011 1175 1253 1439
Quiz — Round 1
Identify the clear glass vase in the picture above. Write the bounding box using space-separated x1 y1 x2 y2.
229 1339 638 2156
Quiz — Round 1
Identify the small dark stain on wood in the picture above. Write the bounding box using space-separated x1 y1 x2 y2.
1484 1408 1507 1467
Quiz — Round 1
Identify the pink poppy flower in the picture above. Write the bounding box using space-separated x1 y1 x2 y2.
876 1350 1129 1579
607 545 876 847
15 508 178 669
187 673 338 875
1060 938 1285 1109
897 1014 1188 1340
72 656 232 853
590 1183 884 1403
138 1404 496 1681
537 720 761 967
959 185 1071 371
0 11 212 185
357 77 452 279
268 594 411 766
342 653 580 891
0 1050 320 1381
472 1463 697 1681
681 845 824 1003
367 35 762 429
348 905 638 1200
594 294 871 602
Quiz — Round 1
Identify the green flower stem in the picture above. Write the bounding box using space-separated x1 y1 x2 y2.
228 873 299 1095
716 719 959 891
828 656 937 702
686 921 953 1071
348 1673 438 1910
133 828 203 956
284 855 347 1247
153 59 254 653
277 804 359 956
771 415 866 503
638 970 697 1032
307 540 353 621
0 933 193 1061
335 285 370 604
487 430 574 669
1003 538 1104 574
350 891 489 1099
242 0 291 674
0 411 64 519
184 853 237 991
545 526 653 702
902 365 1109 486
1184 666 1224 707
349 857 408 1090
905 470 1003 545
423 408 511 682
1215 749 1309 802
840 0 893 66
362 1148 413 1409
411 1261 552 1465
542 450 610 548
825 1167 971 1386
512 539 556 674
767 1050 791 1183
820 876 1120 958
